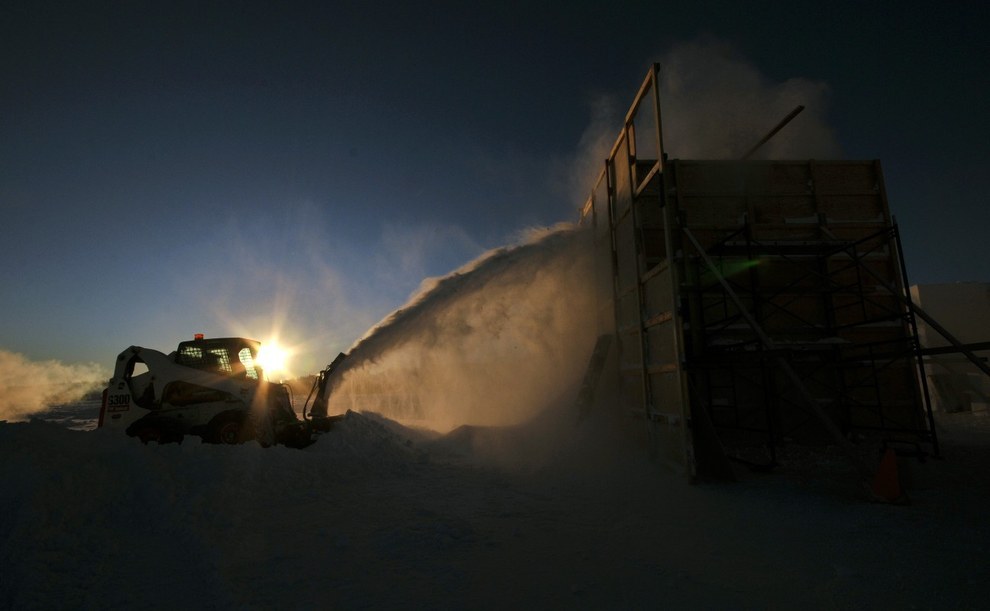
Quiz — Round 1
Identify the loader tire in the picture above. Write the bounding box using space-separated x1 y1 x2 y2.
128 418 182 445
135 426 161 445
212 416 247 445
251 411 275 448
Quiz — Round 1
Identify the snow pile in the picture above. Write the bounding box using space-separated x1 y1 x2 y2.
310 410 430 477
0 412 435 609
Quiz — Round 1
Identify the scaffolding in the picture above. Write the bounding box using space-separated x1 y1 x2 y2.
580 65 949 480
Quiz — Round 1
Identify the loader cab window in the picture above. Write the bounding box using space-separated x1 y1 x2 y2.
238 348 260 380
176 338 262 380
177 346 232 373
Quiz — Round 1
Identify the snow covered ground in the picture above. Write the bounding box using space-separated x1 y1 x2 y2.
3 401 989 610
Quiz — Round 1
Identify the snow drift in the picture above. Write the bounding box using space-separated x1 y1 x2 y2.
3 410 989 609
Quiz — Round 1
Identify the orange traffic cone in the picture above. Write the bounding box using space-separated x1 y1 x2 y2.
871 447 907 503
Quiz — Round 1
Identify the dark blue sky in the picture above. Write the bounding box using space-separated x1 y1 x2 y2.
2 0 987 374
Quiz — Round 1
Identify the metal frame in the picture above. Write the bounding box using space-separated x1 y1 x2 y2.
679 221 937 467
579 64 955 480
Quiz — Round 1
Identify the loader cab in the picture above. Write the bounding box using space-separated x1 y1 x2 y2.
175 337 265 381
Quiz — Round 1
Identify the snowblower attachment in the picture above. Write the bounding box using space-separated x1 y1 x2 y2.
302 352 348 433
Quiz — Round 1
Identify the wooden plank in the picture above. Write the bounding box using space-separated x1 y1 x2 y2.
645 311 673 327
647 363 679 375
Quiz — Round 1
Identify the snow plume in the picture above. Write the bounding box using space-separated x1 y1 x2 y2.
0 350 106 422
327 224 598 432
560 40 840 209
657 39 841 160
560 93 623 206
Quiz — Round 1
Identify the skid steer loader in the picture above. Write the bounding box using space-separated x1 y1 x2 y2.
99 334 346 448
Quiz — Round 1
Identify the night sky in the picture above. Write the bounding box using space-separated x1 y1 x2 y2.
2 0 987 376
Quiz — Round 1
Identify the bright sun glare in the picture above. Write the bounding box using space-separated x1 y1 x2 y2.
257 342 291 379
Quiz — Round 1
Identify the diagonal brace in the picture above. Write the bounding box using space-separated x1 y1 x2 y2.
683 227 874 482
